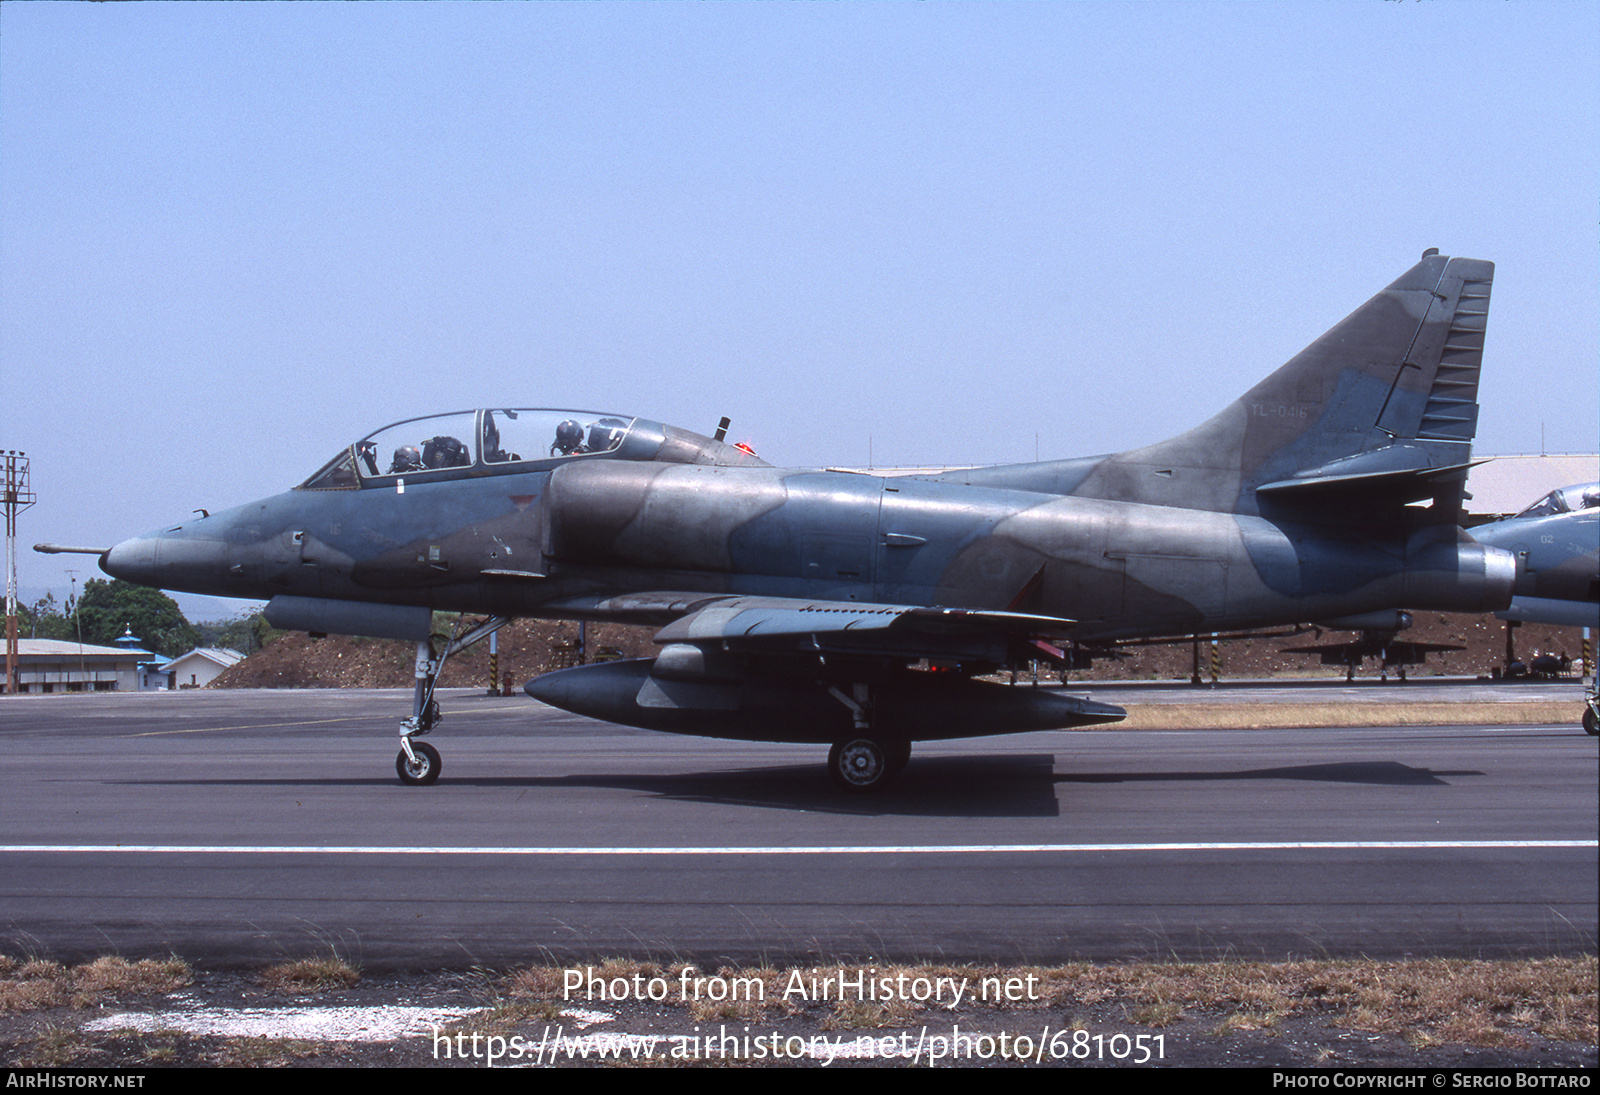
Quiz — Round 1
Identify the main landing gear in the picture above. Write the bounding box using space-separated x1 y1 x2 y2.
824 683 911 793
396 615 511 785
827 737 912 792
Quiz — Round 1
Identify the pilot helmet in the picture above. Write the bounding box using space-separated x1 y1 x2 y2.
555 419 585 453
1581 487 1599 510
393 445 421 469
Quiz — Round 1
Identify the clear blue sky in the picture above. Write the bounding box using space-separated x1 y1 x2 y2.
3 2 1596 616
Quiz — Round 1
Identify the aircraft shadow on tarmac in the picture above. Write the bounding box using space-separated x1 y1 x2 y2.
101 755 1065 818
578 754 1067 817
574 757 1482 814
1055 760 1482 787
103 757 1482 818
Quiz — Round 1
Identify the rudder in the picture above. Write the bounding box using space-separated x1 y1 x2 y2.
1072 251 1494 517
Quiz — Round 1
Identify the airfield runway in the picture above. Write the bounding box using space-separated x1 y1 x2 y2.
1 681 1594 969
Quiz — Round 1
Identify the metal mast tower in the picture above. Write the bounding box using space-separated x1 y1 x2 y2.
4 451 37 694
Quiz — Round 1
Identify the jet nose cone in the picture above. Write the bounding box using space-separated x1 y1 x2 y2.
102 530 237 595
101 536 161 585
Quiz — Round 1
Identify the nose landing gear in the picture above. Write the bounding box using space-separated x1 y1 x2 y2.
395 615 511 785
397 740 442 785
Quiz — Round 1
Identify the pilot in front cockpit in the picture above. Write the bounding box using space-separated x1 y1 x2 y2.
389 445 424 473
552 419 587 457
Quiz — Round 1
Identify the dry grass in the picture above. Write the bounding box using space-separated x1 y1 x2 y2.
500 955 1597 1048
1129 999 1185 1027
0 955 191 1012
259 955 360 994
1119 701 1580 730
14 1024 94 1067
5 952 1587 1055
216 1038 335 1066
1028 957 1598 1045
1212 1010 1278 1035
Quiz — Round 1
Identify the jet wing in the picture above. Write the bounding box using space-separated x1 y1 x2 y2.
649 595 1076 663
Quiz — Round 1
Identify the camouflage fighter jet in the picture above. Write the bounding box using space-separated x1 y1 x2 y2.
1469 482 1599 629
1278 480 1598 678
1278 610 1466 682
48 250 1520 790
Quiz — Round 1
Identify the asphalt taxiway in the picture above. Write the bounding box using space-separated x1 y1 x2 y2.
1 682 1594 968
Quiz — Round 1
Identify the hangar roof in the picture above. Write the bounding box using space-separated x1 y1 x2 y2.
1466 454 1600 519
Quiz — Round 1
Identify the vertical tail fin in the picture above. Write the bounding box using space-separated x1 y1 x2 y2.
1074 251 1494 516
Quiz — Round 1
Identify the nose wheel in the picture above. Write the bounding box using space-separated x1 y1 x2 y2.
397 741 442 785
392 615 513 786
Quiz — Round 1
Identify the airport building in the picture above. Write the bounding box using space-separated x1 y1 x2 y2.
9 637 157 693
1464 454 1599 521
163 647 244 689
7 631 248 693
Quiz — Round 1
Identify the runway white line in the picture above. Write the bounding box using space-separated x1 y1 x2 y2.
0 841 1593 855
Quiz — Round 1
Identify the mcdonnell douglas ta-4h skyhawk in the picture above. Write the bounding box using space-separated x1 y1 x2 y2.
47 251 1525 790
1277 479 1600 681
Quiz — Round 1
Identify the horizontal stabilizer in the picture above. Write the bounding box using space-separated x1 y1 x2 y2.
1256 456 1484 502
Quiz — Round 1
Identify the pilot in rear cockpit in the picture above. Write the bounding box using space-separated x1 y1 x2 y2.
421 435 470 469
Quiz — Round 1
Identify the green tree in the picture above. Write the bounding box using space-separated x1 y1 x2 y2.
73 579 200 658
196 609 278 655
21 592 78 641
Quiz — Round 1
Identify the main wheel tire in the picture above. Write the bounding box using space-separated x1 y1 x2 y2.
396 741 442 785
1584 706 1598 736
829 737 891 792
886 739 912 776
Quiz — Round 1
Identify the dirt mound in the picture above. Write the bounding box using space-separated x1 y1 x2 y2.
1067 613 1589 683
209 612 1591 690
210 618 655 690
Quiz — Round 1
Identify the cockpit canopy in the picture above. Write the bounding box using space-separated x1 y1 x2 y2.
1513 482 1600 520
300 408 765 490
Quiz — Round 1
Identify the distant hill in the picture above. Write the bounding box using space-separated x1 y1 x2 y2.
208 614 1590 689
210 618 654 690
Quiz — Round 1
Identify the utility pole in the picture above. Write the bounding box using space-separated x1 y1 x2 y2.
4 451 37 695
65 570 85 686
